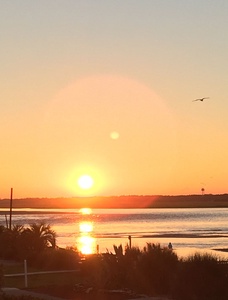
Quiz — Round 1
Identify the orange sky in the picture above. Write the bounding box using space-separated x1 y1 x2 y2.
0 1 228 198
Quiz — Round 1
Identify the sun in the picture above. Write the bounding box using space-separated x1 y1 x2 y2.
67 167 103 196
78 175 94 190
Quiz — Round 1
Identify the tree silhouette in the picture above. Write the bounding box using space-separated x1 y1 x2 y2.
25 222 56 252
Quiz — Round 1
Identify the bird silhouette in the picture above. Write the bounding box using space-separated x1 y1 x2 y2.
192 97 209 102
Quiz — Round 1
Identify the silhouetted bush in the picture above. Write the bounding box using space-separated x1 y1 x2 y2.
81 244 228 299
81 243 179 295
0 223 56 262
81 244 131 289
80 254 110 289
171 252 228 300
132 243 179 295
124 245 141 290
34 247 80 270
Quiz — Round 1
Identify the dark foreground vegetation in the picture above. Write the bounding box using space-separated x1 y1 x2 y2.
1 223 228 300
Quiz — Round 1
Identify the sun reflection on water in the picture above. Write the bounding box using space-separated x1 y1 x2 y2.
78 235 95 254
79 221 93 233
77 208 96 254
79 207 92 215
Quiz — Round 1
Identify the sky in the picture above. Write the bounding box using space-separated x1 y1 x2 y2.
0 0 228 199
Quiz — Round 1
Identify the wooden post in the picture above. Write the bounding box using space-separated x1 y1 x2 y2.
5 215 8 229
24 259 28 288
9 188 13 230
128 235 132 249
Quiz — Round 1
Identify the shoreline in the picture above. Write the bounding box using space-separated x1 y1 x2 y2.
1 194 228 209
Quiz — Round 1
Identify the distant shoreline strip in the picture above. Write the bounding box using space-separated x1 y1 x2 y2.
94 233 228 239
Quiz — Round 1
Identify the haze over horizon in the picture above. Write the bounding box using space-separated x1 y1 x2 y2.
1 1 228 199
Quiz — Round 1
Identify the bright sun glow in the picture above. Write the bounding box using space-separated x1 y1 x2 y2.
78 175 94 190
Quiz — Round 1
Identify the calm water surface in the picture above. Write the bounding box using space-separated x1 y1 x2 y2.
1 207 228 259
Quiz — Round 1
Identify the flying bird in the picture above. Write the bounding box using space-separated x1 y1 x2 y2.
192 97 209 102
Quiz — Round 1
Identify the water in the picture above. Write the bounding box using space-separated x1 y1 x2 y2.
1 207 228 259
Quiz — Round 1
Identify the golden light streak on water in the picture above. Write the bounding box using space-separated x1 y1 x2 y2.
79 221 93 233
77 210 96 254
78 235 95 254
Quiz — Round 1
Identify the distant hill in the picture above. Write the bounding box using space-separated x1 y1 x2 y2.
1 194 228 209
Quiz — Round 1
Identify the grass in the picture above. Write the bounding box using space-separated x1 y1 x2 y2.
4 272 79 289
2 261 44 275
1 260 80 289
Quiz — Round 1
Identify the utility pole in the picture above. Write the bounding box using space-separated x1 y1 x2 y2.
9 188 13 230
